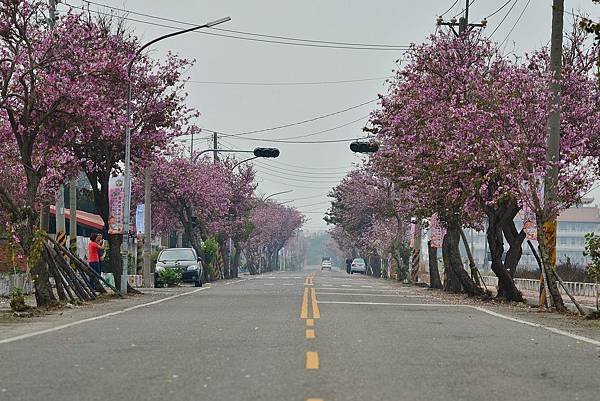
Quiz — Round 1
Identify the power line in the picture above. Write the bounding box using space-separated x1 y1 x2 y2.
488 0 520 38
81 0 409 48
499 0 532 48
219 139 355 171
257 176 336 189
211 115 369 143
255 169 342 184
200 98 377 138
253 164 346 179
484 0 515 19
452 0 477 19
440 0 460 17
269 160 355 171
212 134 368 144
67 1 410 51
211 27 406 49
186 76 393 86
253 160 350 175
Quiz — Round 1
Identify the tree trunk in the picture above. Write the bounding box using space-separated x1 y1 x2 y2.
486 210 524 302
108 233 124 291
427 241 443 289
500 218 526 297
442 233 461 292
232 242 242 278
444 225 483 296
19 226 56 307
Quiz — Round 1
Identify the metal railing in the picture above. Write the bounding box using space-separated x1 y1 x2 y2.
480 276 599 298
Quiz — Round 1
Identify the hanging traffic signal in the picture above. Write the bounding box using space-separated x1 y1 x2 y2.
253 147 280 158
350 141 379 153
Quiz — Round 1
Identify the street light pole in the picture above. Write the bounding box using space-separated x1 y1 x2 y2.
121 16 231 294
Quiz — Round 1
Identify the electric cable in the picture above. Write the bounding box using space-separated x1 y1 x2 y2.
488 0 520 39
66 1 410 51
253 161 350 176
186 77 392 86
452 0 477 19
484 0 515 19
499 0 532 48
253 164 346 179
81 0 409 48
199 99 376 138
440 0 460 17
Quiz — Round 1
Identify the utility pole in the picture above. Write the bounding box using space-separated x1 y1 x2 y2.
142 167 153 287
40 0 57 234
190 130 194 161
540 0 566 310
55 187 65 233
69 177 77 253
437 0 487 36
213 132 219 163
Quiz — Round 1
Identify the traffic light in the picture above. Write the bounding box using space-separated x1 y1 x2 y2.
350 141 379 153
253 147 280 158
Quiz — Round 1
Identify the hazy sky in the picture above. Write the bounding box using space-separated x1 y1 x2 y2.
61 0 598 231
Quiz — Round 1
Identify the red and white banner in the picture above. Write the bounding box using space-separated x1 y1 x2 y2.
429 213 445 248
108 176 125 234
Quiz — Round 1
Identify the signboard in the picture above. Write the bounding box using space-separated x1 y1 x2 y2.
108 176 125 234
135 204 145 235
522 202 537 241
409 222 416 248
429 213 445 248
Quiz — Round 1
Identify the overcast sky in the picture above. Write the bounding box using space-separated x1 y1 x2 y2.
62 0 598 231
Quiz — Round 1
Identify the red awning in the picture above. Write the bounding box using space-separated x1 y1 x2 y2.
50 205 105 230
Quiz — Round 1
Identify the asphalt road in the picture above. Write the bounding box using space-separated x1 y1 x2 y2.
1 267 599 401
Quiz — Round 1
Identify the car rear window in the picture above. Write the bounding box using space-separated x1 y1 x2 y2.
159 249 196 261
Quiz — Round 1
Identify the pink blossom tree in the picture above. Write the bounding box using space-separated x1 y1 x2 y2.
369 29 600 302
244 202 304 274
135 155 231 280
326 168 411 279
64 12 197 290
0 1 146 304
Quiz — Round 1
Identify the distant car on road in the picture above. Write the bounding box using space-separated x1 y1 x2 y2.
155 247 203 287
350 258 366 274
321 259 332 270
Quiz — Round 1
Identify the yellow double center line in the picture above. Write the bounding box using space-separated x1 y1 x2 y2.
301 273 320 374
302 274 321 400
300 287 320 320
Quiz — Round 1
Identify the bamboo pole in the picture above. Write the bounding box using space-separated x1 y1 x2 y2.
45 234 123 296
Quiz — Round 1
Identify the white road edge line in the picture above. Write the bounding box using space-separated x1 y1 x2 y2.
317 292 425 298
317 301 458 307
224 279 248 286
0 287 211 345
468 305 600 347
317 300 600 347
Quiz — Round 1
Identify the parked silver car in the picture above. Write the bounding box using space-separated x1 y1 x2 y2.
350 258 366 274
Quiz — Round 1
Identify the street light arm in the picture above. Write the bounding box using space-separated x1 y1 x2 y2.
127 17 231 76
231 156 258 171
263 190 293 201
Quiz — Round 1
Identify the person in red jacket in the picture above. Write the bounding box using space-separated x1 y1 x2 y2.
88 233 103 290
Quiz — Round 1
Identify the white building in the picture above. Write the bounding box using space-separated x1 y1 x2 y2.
463 199 600 270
